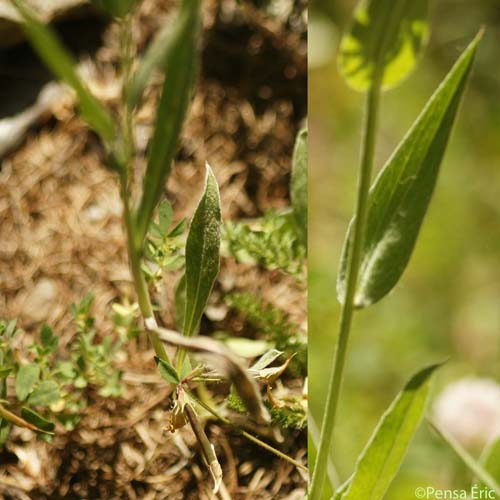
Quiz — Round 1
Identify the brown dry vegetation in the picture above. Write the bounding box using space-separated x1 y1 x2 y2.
0 0 307 498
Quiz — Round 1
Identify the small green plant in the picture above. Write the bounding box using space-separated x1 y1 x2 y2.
0 296 123 441
222 128 308 278
309 1 495 499
5 0 308 493
226 292 307 373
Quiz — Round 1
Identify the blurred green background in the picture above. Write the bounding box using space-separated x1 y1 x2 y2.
309 0 500 498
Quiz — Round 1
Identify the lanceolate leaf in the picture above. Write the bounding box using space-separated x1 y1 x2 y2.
339 0 429 91
338 33 481 308
341 364 440 500
0 404 52 434
135 0 201 244
183 165 221 337
291 128 308 246
175 274 187 331
12 0 115 144
127 10 188 109
21 407 55 433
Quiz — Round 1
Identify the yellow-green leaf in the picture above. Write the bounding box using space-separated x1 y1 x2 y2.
483 438 500 482
339 0 429 91
183 165 221 338
28 381 60 407
291 128 308 246
341 364 440 500
15 364 40 401
135 0 201 244
337 32 481 308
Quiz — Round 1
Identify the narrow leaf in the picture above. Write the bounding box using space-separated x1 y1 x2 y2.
127 7 188 109
0 418 11 447
291 128 308 246
11 0 115 143
175 273 187 331
183 164 222 337
339 0 429 91
341 364 440 500
482 438 500 482
20 407 55 434
250 349 284 372
28 381 60 407
135 0 201 243
0 404 52 434
15 364 40 401
428 420 500 497
338 32 482 308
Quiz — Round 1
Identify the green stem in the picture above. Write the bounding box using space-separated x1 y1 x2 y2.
121 180 170 362
117 17 170 364
309 81 381 499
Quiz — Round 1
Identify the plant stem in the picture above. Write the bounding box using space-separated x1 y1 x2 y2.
187 390 308 472
117 16 170 364
309 81 381 499
121 178 170 363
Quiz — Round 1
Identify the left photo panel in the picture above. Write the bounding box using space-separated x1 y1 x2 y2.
0 2 307 499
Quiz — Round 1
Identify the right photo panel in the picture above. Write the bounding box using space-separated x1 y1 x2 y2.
309 1 500 499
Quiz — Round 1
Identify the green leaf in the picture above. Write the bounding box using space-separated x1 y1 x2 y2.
11 0 115 144
169 218 188 238
291 128 308 246
341 364 440 500
250 349 284 371
135 0 201 243
5 320 17 338
90 0 139 17
28 381 60 407
428 420 500 497
224 338 272 359
0 419 11 447
183 165 222 337
16 364 40 401
175 273 187 331
158 201 174 234
41 324 58 352
127 6 188 109
155 357 180 385
482 438 500 482
0 368 12 379
337 32 481 308
338 0 429 91
20 407 55 434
